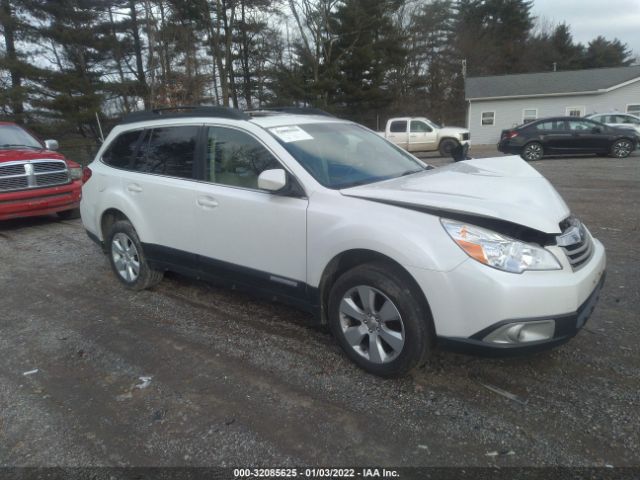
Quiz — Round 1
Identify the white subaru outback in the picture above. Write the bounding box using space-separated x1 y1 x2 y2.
81 107 606 377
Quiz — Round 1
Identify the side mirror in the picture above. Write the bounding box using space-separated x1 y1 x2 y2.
592 127 601 134
258 169 287 192
44 139 59 151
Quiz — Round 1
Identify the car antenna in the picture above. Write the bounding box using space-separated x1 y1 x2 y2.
95 111 105 143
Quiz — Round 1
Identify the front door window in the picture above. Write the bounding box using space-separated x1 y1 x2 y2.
206 127 281 189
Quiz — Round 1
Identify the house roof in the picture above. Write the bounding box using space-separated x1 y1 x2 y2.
465 65 640 101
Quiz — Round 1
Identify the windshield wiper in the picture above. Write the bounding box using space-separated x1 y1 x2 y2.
338 169 425 189
337 179 376 189
0 144 43 150
399 168 425 177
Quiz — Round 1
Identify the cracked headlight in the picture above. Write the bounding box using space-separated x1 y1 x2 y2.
441 218 561 273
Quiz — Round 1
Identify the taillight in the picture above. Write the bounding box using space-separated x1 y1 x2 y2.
506 131 519 139
82 166 92 183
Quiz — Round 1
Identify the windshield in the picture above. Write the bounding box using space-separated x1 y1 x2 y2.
269 122 426 189
0 124 43 149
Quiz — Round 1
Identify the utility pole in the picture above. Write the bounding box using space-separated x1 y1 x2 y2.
461 59 467 78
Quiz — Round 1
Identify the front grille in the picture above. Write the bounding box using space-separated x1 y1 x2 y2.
0 160 70 193
0 176 29 191
0 164 26 176
34 161 67 173
556 216 593 270
462 133 470 141
562 234 593 269
36 171 70 186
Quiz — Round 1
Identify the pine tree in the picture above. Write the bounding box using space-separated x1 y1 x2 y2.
332 0 405 125
550 23 585 70
453 0 534 75
0 0 41 122
30 0 111 139
582 36 633 69
406 0 462 124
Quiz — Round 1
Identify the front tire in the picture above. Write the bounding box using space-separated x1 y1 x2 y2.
439 138 459 157
611 139 633 158
106 220 163 290
328 262 434 377
521 141 544 161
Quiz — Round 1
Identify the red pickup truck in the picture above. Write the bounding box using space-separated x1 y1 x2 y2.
0 121 84 221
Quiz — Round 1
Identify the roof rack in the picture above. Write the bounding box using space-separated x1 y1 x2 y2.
250 107 335 117
121 106 249 124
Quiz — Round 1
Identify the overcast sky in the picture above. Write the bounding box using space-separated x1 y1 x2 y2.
531 0 640 58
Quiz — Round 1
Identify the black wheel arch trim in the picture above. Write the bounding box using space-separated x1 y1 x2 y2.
315 249 434 326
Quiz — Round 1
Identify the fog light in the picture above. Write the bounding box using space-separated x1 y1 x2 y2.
483 320 555 344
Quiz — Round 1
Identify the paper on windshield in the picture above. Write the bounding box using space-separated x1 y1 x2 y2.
269 125 314 143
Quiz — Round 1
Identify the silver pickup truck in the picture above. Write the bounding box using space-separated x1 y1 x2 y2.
380 117 470 156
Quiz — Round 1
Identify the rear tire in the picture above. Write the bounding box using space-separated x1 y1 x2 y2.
439 138 459 157
521 141 544 161
57 208 80 220
106 220 163 290
611 139 633 158
328 262 434 377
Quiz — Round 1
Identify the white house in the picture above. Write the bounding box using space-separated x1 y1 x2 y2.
465 65 640 145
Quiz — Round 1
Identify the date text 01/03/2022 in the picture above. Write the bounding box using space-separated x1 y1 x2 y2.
233 467 400 478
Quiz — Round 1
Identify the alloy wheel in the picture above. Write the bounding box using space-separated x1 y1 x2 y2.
613 140 633 158
111 232 141 282
339 285 405 364
523 143 543 161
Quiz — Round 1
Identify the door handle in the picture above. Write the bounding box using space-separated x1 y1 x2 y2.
127 183 142 193
197 196 219 209
409 134 418 137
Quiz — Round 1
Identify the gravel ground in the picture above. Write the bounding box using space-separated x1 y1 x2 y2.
0 148 638 468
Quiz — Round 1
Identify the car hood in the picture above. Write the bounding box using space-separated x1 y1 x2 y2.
341 156 570 234
439 126 469 136
0 148 65 163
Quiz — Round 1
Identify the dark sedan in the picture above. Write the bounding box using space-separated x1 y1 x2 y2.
498 117 637 161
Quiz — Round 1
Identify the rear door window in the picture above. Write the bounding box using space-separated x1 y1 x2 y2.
389 121 407 133
568 120 593 131
135 126 199 179
535 121 554 131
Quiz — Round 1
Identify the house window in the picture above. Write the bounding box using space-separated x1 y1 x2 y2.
522 109 537 123
627 104 640 116
481 111 495 126
566 106 585 117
